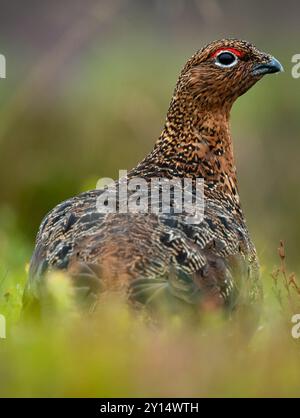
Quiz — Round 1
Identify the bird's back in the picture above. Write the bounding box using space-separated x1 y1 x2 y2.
24 181 261 322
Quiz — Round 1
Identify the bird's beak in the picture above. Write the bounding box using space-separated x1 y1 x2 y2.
252 56 284 76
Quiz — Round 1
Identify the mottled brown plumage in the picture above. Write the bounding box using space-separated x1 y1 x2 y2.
23 39 283 324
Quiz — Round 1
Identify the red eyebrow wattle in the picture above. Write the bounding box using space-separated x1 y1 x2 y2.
212 47 244 58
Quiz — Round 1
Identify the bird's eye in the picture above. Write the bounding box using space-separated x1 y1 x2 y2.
215 51 238 68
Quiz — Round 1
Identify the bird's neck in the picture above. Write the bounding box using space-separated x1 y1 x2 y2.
135 93 238 197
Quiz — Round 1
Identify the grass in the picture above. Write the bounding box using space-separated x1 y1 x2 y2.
0 212 300 398
272 241 300 316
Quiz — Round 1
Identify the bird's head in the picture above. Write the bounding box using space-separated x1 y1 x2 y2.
176 39 283 111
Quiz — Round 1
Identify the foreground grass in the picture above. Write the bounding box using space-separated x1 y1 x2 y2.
1 216 300 397
0 294 300 397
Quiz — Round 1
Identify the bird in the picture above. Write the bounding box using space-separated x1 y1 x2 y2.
23 39 283 326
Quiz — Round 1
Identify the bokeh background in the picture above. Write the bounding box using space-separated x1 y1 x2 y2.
0 0 299 268
0 0 300 397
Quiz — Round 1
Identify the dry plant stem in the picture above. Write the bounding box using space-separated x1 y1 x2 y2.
272 241 300 314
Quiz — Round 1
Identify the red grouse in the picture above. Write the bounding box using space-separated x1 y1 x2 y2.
23 39 283 323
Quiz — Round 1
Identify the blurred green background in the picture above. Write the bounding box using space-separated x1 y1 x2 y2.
0 0 300 397
0 0 299 269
